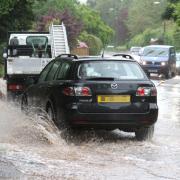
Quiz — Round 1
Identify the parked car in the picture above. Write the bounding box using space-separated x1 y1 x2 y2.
21 54 158 141
130 46 142 55
140 45 176 78
176 53 180 75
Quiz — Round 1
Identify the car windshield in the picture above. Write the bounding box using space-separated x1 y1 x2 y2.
78 61 146 80
142 47 169 57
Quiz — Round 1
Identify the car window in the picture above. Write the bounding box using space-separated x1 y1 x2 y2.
46 61 61 81
142 47 169 57
38 61 54 83
78 61 146 80
56 61 71 80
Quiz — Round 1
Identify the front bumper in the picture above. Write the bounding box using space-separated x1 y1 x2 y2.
142 65 168 75
65 103 158 129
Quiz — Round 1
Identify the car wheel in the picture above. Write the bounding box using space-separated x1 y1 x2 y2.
21 95 28 114
56 108 69 130
165 69 172 79
135 125 154 141
172 70 176 77
47 104 55 121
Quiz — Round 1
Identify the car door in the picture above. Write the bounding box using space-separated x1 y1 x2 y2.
50 60 73 108
29 60 61 108
27 60 54 107
35 60 62 108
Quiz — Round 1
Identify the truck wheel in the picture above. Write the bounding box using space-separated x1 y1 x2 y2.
7 91 15 101
135 125 154 141
146 72 150 77
165 69 172 79
21 95 28 114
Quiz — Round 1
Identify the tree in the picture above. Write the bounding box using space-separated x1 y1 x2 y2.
127 0 168 37
76 5 114 46
87 0 131 45
0 0 38 41
35 9 83 48
33 0 78 18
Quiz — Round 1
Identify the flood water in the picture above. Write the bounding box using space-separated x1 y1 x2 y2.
0 77 180 179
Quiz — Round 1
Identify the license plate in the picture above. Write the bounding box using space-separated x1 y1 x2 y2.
97 95 130 103
148 69 158 73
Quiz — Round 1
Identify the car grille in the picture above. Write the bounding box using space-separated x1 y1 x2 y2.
146 61 161 65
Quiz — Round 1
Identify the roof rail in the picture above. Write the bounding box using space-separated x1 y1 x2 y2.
57 54 78 59
113 53 134 60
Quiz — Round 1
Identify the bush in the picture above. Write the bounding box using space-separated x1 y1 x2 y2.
173 27 180 51
127 28 163 48
79 32 103 55
127 26 175 49
0 65 4 77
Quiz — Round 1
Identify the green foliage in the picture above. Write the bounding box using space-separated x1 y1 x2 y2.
33 0 78 17
76 5 114 46
87 0 131 45
0 42 6 64
163 0 180 21
174 3 180 25
33 1 113 47
173 26 180 50
128 28 163 47
0 65 4 77
79 32 103 55
128 25 175 48
0 0 36 42
0 0 15 16
127 0 168 37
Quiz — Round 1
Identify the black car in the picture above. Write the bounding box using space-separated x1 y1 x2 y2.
21 54 158 141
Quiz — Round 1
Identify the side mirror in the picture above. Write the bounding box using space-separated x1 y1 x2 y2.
3 47 8 58
3 53 8 58
27 77 38 85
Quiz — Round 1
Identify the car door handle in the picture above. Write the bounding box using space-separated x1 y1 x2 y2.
47 83 53 88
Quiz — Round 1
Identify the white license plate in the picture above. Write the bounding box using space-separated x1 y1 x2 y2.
148 69 158 73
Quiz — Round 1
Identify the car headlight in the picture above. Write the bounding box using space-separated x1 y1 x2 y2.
142 61 147 65
161 62 166 66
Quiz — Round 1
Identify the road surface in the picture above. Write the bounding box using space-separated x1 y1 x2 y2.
0 76 180 179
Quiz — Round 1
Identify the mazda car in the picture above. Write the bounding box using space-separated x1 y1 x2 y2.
21 54 158 141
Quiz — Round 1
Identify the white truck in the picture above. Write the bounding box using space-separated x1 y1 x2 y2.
3 24 69 100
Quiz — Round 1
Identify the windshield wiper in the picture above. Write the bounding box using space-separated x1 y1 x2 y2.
144 50 154 56
157 51 166 56
84 77 115 81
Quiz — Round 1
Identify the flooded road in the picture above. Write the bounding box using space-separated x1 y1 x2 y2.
0 77 180 179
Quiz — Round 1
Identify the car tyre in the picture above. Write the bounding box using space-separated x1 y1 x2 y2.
47 104 55 121
55 108 68 130
54 107 82 141
135 125 154 141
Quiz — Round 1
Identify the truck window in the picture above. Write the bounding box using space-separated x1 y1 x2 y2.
26 36 48 46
